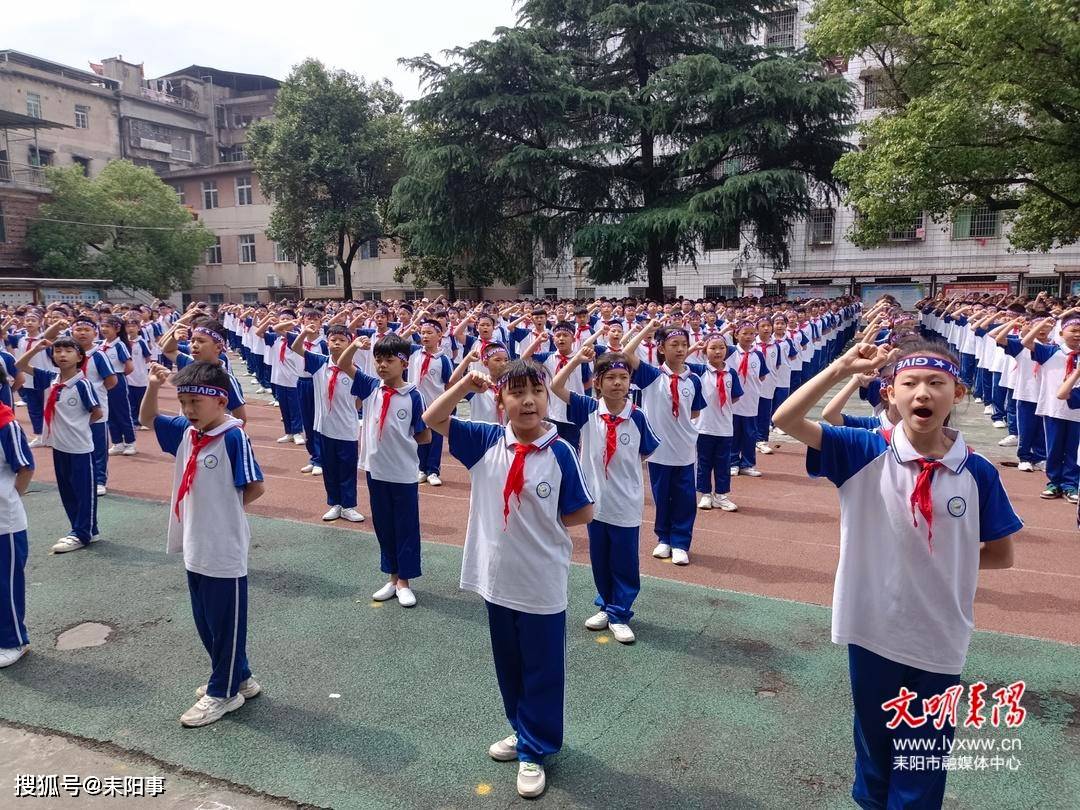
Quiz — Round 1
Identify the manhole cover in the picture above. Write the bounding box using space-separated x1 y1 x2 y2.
56 622 113 650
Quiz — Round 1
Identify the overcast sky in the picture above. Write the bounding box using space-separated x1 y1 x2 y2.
6 0 521 98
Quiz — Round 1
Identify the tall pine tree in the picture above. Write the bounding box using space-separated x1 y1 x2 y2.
395 0 854 300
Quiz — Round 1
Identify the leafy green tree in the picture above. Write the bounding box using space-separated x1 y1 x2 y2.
26 161 214 295
395 0 853 300
249 59 409 300
809 0 1080 251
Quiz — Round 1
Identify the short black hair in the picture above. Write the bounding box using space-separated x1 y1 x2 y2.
372 333 412 360
326 324 351 339
495 358 548 390
51 337 85 359
171 360 232 391
593 351 631 381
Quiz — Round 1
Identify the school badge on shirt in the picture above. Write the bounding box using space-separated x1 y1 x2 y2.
535 482 552 498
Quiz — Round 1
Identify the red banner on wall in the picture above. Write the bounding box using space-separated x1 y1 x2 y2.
942 281 1013 298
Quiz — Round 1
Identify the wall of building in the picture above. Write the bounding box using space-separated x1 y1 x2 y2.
0 186 49 272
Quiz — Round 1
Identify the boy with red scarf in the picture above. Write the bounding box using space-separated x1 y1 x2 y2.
141 361 265 728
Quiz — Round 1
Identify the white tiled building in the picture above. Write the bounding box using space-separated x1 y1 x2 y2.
534 3 1080 303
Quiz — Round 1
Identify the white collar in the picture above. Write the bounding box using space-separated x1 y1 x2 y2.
597 398 633 419
195 415 244 439
888 425 969 474
503 422 558 449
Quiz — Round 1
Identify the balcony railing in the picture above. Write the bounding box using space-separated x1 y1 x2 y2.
140 86 198 111
0 161 48 189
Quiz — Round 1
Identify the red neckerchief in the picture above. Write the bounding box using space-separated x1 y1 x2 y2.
421 351 435 378
668 369 681 419
80 346 98 376
377 386 397 438
715 367 728 408
43 380 66 437
910 459 943 553
556 353 571 371
0 402 15 430
503 442 540 527
1066 350 1080 379
575 324 590 340
174 429 218 519
279 334 288 363
24 336 36 354
327 365 343 403
643 341 655 364
600 412 626 476
737 349 751 380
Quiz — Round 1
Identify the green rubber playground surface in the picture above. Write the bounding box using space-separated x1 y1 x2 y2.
3 485 1079 809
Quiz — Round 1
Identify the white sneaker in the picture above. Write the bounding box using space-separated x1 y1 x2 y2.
259 387 272 395
0 646 28 668
28 436 42 448
340 507 365 523
756 441 774 455
713 494 738 512
276 434 293 443
741 467 763 477
196 677 261 699
270 400 279 407
609 623 635 644
96 485 107 496
301 464 314 473
585 610 609 630
122 443 137 455
671 548 690 566
372 582 397 601
983 405 993 415
1018 461 1035 472
108 444 125 455
973 397 982 403
652 542 671 559
418 471 429 484
396 587 417 607
773 427 787 436
293 434 306 445
517 762 546 798
51 535 87 554
311 466 323 476
489 733 518 762
697 495 713 510
1034 461 1047 471
15 400 25 407
426 473 442 486
322 505 342 521
180 693 245 728
992 420 1007 429
730 465 740 476
137 425 149 431
998 434 1019 447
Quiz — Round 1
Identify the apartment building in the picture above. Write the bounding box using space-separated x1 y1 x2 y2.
533 3 1080 304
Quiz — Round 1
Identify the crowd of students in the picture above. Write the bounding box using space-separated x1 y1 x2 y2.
0 290 1032 806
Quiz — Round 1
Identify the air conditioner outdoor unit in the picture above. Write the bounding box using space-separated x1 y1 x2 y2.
266 275 281 288
731 266 745 279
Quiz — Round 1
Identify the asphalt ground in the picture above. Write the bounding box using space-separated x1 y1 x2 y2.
1 360 1078 808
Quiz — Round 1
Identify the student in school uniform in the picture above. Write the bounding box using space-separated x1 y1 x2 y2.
1024 311 1080 502
0 399 35 668
159 320 248 425
753 318 780 456
256 310 306 445
68 317 117 496
622 321 707 565
100 316 137 456
141 361 265 728
521 322 594 450
727 321 769 477
294 308 330 476
290 325 365 523
409 319 454 486
423 359 594 799
774 340 1020 810
999 313 1048 472
447 342 511 424
123 317 153 430
351 334 430 607
688 334 744 512
552 346 660 643
13 309 48 446
16 336 101 553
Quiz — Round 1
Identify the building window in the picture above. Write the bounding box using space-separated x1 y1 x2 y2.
28 146 52 167
362 290 382 301
807 208 836 245
232 113 254 128
275 243 291 263
1024 276 1058 296
172 184 185 205
704 285 738 299
952 206 999 240
219 143 248 163
628 286 677 299
74 105 89 129
574 287 596 299
206 237 222 265
317 266 337 286
239 234 257 263
26 93 42 119
360 238 380 260
202 180 218 209
888 212 926 241
236 175 253 206
72 156 91 176
764 8 797 49
543 287 559 297
704 222 740 252
209 293 225 304
242 292 259 304
541 233 558 260
0 203 6 243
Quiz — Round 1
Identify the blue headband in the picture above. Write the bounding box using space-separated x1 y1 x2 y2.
603 360 629 371
663 328 689 343
177 384 229 399
893 356 961 380
193 326 224 346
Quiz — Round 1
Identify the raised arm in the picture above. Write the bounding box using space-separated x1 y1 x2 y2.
821 374 866 427
14 338 49 374
337 335 369 371
551 346 594 403
422 372 491 437
139 363 170 425
621 318 659 370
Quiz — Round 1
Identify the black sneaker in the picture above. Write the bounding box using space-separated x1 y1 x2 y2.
1040 484 1062 499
